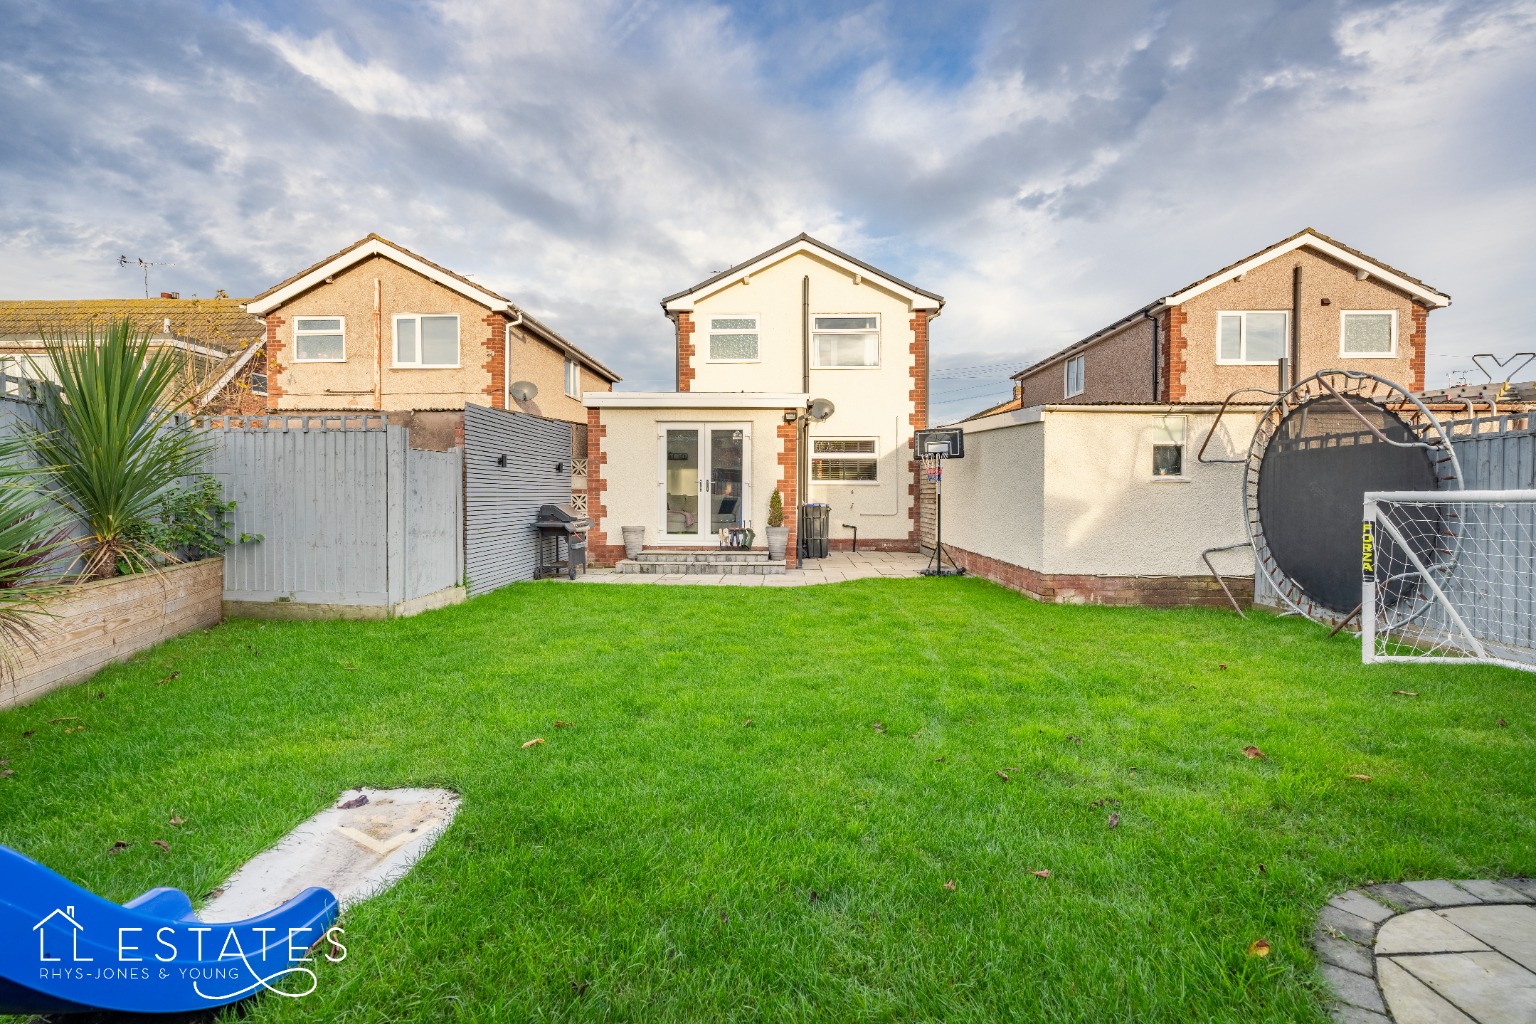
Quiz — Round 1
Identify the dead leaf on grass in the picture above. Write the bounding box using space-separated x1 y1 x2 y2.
108 841 130 854
21 730 33 738
1498 718 1508 727
169 816 186 826
156 672 180 686
1392 690 1418 696
741 719 753 728
1107 811 1120 829
943 880 956 891
1242 745 1266 759
569 980 589 997
553 720 574 729
808 890 819 903
0 769 13 779
1347 774 1373 783
1247 939 1271 957
1032 869 1051 879
1257 863 1268 874
872 722 887 733
1219 663 1228 670
996 771 1011 782
1067 735 1082 746
522 738 546 749
933 756 946 763
152 840 170 852
337 793 369 809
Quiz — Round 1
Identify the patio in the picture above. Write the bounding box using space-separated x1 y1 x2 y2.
560 549 931 585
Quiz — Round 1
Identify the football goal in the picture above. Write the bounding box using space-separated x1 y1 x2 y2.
1362 490 1536 672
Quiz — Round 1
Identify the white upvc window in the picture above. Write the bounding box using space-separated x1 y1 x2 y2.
811 437 879 483
1216 311 1288 364
565 357 581 398
393 314 460 368
706 315 760 362
812 315 880 368
1064 355 1085 397
294 316 346 362
1340 310 1397 358
1152 416 1187 478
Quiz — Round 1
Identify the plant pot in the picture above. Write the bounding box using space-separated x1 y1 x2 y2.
621 526 646 560
765 526 789 561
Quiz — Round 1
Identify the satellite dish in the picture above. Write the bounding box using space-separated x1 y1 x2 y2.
509 380 538 403
807 398 835 422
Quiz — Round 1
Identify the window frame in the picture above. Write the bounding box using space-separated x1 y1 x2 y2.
810 314 881 369
292 315 347 363
810 436 880 486
564 357 581 398
1064 354 1086 398
1215 310 1290 366
704 313 761 363
1150 415 1188 481
1339 310 1398 359
390 313 461 370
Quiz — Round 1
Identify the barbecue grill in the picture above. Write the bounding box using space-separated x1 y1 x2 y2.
533 503 590 580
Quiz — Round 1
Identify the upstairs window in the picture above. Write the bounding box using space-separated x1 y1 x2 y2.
1064 355 1085 397
1341 311 1396 357
812 315 880 368
811 437 879 482
294 317 345 362
1152 417 1186 478
707 315 759 361
394 314 459 368
1216 311 1288 364
565 357 581 398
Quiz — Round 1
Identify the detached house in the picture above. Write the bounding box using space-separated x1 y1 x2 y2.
243 235 619 425
1012 228 1451 406
584 234 942 564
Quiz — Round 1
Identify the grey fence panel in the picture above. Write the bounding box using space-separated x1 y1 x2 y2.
464 404 572 595
403 445 463 601
1452 426 1536 491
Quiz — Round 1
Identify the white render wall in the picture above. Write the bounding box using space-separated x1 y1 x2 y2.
938 406 1259 578
687 250 921 542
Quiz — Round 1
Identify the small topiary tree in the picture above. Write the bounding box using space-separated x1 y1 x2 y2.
767 489 784 528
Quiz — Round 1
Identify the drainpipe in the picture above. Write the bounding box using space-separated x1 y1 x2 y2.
503 308 524 409
798 275 809 568
373 278 382 409
1290 265 1302 387
1143 306 1161 402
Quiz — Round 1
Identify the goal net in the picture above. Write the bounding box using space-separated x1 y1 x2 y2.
1363 490 1536 672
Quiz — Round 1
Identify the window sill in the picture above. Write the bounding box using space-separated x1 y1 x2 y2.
1149 476 1192 484
1215 360 1283 366
390 364 462 371
704 359 762 365
1338 352 1398 359
293 358 347 364
812 365 882 371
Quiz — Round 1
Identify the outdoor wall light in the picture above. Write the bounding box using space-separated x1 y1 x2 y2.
510 380 538 402
783 410 799 423
497 455 508 468
555 461 567 473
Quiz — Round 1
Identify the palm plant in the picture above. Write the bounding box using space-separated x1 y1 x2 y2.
28 319 213 578
0 432 69 677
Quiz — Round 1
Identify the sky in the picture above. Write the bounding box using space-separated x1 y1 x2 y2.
1 0 1533 421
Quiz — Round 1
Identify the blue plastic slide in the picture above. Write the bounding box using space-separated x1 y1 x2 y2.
0 845 339 1014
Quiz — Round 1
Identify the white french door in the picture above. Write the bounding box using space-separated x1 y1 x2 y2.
657 423 752 543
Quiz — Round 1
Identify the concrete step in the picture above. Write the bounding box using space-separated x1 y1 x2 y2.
633 548 772 563
615 558 787 575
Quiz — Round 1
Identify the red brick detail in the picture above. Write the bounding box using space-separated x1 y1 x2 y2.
1408 303 1428 392
481 313 506 409
263 314 286 404
676 312 696 392
907 310 930 545
946 546 1253 608
828 537 918 553
584 407 624 565
1162 306 1188 402
776 417 798 559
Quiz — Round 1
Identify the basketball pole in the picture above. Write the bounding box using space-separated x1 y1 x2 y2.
921 453 964 577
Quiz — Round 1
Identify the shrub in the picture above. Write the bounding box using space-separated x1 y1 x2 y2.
767 489 784 528
0 433 69 677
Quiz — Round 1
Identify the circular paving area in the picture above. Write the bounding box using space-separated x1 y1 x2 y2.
1315 879 1536 1023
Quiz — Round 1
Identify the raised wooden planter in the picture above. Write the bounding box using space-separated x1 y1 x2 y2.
1 558 223 709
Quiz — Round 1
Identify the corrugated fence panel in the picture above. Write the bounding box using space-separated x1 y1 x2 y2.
464 404 572 595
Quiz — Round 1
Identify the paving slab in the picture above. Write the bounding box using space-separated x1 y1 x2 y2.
1316 930 1377 976
1323 963 1387 1012
1321 905 1383 945
1367 883 1441 913
1332 890 1397 924
1375 910 1490 956
1502 879 1536 900
1330 1006 1394 1024
1392 950 1536 1024
1376 958 1477 1024
1437 905 1536 971
1403 880 1484 906
1455 880 1535 904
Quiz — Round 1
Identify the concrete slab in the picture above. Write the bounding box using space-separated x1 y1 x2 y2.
1437 905 1536 972
1375 910 1490 956
200 788 461 922
1331 890 1396 924
1394 951 1536 1024
1403 880 1484 907
1377 958 1477 1024
1455 880 1535 904
1322 963 1387 1012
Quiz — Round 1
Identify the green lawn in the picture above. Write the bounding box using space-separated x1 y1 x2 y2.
2 577 1532 1022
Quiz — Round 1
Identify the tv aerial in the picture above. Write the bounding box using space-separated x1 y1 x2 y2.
118 255 176 298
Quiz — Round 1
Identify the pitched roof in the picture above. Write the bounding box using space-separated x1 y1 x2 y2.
0 298 263 355
246 234 621 382
660 233 945 312
960 393 1024 422
1012 228 1451 381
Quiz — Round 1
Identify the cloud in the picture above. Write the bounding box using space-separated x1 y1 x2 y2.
0 0 1532 412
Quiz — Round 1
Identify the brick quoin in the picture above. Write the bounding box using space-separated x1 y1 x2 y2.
584 407 625 565
263 314 287 404
1409 304 1428 392
946 545 1254 609
907 310 929 546
676 312 696 392
776 417 798 559
481 313 507 409
1162 306 1188 402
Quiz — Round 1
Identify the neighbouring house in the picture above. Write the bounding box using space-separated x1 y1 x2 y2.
583 233 942 564
242 235 620 426
0 297 266 411
1011 228 1451 406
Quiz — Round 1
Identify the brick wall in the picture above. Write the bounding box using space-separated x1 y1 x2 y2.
676 312 696 392
1162 306 1188 402
908 310 929 545
776 417 798 558
481 312 506 409
1 559 225 709
584 407 624 565
1409 303 1428 392
947 545 1252 609
263 314 287 403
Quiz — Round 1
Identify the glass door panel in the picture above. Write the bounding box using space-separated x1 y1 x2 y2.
708 427 745 532
664 428 701 537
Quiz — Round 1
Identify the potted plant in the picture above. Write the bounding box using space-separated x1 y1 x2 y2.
765 489 789 560
621 525 646 559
